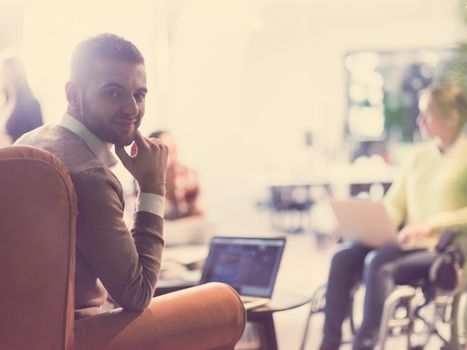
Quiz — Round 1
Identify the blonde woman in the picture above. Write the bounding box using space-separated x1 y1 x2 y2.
320 85 467 350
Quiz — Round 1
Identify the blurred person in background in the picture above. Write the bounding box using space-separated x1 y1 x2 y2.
149 130 212 246
0 56 42 145
149 130 203 220
320 85 467 350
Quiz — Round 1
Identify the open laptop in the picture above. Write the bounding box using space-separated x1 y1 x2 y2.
200 236 286 310
330 199 398 247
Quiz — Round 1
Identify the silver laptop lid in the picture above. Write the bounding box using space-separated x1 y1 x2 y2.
330 199 397 247
200 236 286 298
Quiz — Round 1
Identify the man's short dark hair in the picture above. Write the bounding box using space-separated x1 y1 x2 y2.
70 33 144 85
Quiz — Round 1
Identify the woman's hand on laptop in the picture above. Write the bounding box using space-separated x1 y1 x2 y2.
397 224 433 246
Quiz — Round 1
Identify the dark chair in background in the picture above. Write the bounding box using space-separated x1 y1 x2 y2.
269 184 314 234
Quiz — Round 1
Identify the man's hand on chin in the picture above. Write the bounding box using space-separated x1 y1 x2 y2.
115 130 168 196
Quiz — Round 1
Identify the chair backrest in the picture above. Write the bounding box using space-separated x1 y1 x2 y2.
0 146 77 350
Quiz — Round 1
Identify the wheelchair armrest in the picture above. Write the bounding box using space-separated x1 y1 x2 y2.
435 229 458 254
429 230 464 293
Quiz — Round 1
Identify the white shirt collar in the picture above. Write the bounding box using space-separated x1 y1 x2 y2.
58 113 118 168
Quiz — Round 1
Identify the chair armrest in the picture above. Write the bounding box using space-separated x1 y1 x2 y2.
429 230 464 296
435 229 458 253
71 282 246 350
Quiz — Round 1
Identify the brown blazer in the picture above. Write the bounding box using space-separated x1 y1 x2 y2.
17 124 164 319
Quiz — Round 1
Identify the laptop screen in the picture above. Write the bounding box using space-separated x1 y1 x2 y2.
200 236 286 298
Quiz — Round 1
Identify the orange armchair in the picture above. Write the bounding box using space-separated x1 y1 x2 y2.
0 146 245 350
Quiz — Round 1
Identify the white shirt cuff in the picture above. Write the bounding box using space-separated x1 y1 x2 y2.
136 192 165 218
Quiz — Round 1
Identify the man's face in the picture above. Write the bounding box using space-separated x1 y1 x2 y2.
77 60 147 146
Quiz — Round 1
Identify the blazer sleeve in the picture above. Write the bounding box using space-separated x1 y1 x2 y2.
73 166 164 311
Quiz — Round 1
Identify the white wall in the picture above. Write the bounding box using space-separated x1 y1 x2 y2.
163 0 464 230
20 0 169 128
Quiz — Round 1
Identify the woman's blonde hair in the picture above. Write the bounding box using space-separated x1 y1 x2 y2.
430 85 467 126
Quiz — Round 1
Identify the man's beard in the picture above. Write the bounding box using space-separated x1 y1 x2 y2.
113 130 137 147
80 99 138 146
104 125 138 147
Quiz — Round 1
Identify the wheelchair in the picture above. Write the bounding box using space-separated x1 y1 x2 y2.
300 230 465 350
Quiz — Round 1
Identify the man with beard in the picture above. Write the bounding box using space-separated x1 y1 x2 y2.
16 33 169 319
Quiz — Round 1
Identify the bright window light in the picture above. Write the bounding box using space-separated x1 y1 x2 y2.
21 0 166 124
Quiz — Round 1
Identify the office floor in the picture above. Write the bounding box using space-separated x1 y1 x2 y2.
263 232 332 350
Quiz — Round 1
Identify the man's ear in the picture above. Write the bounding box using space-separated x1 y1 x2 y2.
65 81 81 110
